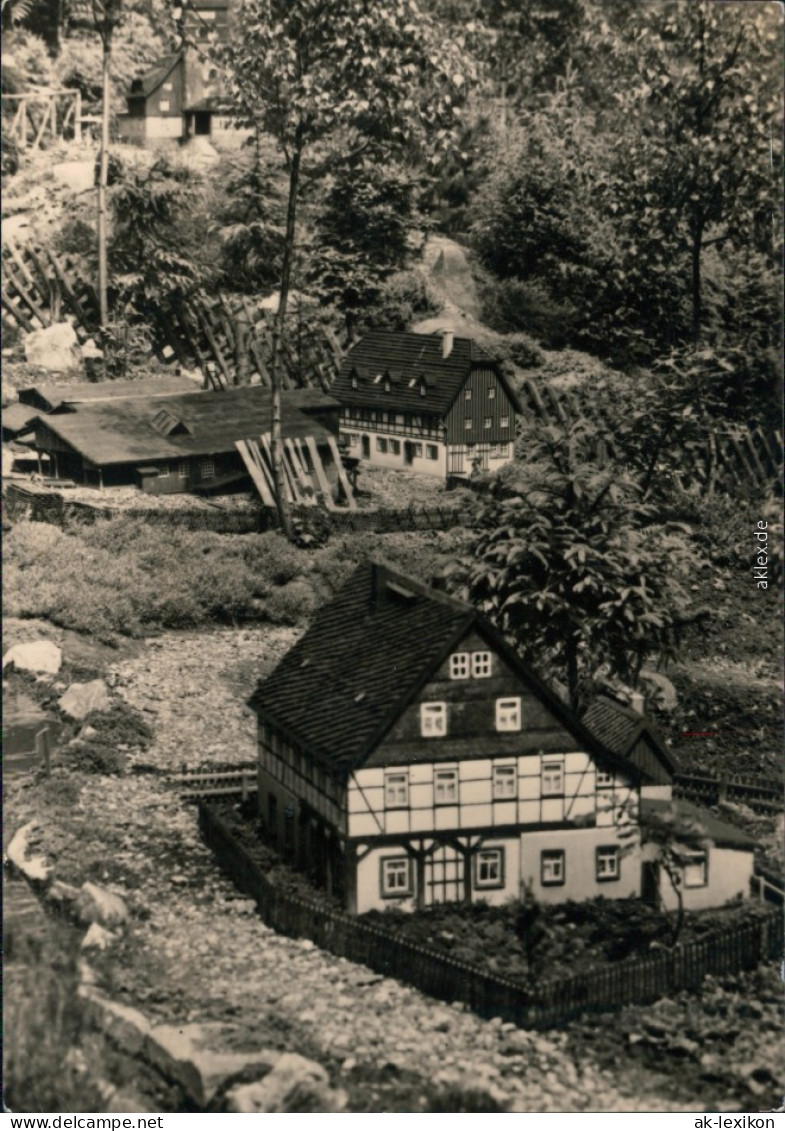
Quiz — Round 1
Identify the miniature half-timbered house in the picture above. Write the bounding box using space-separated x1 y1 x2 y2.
331 330 521 479
251 562 756 915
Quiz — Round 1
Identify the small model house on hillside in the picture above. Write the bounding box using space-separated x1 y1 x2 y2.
331 330 521 480
250 562 755 915
31 384 340 496
117 1 245 147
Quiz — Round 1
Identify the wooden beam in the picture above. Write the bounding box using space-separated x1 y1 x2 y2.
194 301 233 386
1 258 49 326
1 287 37 332
304 435 337 509
326 434 357 509
284 438 315 503
235 440 275 506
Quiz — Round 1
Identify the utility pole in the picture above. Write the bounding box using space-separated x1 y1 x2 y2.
92 0 121 331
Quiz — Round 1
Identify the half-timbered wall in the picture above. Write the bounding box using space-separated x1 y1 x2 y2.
257 722 347 839
339 406 446 477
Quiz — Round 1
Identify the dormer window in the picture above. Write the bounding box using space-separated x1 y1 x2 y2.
351 375 358 389
420 382 426 397
384 378 391 393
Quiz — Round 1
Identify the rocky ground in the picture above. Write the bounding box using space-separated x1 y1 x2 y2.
5 618 781 1114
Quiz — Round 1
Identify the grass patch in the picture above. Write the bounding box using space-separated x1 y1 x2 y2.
4 517 470 640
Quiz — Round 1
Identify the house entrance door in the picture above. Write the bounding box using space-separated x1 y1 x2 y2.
641 861 660 905
404 441 415 466
361 434 370 458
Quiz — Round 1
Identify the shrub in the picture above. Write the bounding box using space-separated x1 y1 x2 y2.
492 331 544 369
477 276 575 348
360 269 441 333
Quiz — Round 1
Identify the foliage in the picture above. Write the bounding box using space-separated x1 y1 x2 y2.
208 143 285 293
357 268 440 335
307 160 424 336
456 421 695 709
108 156 205 326
68 700 153 775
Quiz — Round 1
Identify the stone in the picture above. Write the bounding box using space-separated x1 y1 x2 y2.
79 989 151 1057
225 1053 347 1114
59 679 111 720
48 879 80 907
75 882 129 929
6 821 52 883
3 640 62 674
144 1022 279 1107
23 322 81 371
81 923 116 951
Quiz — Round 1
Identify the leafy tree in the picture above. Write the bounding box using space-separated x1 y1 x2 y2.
307 159 422 338
601 1 782 343
210 142 284 294
456 421 694 710
225 0 471 536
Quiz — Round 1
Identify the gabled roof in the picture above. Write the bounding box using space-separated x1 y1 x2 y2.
128 53 182 99
583 695 678 777
331 331 522 416
34 386 339 467
19 376 198 414
641 797 757 851
249 561 652 780
2 402 39 437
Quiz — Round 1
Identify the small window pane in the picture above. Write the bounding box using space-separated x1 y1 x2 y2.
385 771 409 808
475 848 504 889
382 857 411 896
158 463 170 478
421 702 447 737
541 850 565 886
449 652 469 680
484 416 492 429
389 439 401 455
493 765 516 799
542 760 564 796
500 416 509 428
471 651 492 678
464 418 472 430
596 769 614 788
596 846 620 881
434 768 458 804
488 387 496 399
495 697 521 732
465 388 472 400
683 852 708 888
426 444 438 460
376 437 388 453
200 456 215 479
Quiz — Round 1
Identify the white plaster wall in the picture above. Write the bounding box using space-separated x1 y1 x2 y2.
521 826 641 903
654 845 754 911
145 116 184 139
341 427 446 478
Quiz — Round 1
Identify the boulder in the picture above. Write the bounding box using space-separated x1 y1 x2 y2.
144 1022 279 1107
6 821 52 884
23 322 81 371
79 988 151 1057
81 923 116 951
225 1053 347 1114
75 882 129 929
59 679 111 720
47 879 81 909
3 640 62 674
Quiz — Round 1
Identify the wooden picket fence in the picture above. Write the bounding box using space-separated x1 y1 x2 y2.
2 238 99 342
198 801 783 1029
674 771 782 815
2 90 82 152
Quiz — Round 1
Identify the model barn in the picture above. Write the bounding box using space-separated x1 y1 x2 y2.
331 330 521 479
30 384 340 496
250 562 755 915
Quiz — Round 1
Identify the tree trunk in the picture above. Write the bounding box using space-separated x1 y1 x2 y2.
565 634 579 712
97 27 111 332
269 138 303 541
690 221 704 343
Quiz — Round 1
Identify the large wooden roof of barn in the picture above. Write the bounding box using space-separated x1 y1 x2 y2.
128 53 182 99
19 376 199 413
250 560 650 780
33 386 338 467
332 331 521 415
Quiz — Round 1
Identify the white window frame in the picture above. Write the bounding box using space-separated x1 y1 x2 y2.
426 444 438 460
492 764 517 800
381 856 412 897
449 652 470 680
389 438 401 455
488 386 496 400
420 702 447 737
199 456 215 480
541 849 565 886
596 769 614 789
541 758 564 797
484 416 492 429
376 437 388 453
464 418 472 430
596 846 620 881
178 460 189 478
682 851 708 888
495 697 521 732
465 388 472 401
471 651 492 678
159 99 171 112
500 415 510 428
157 463 170 478
162 81 173 91
384 770 409 809
414 442 423 457
434 767 458 805
475 847 504 889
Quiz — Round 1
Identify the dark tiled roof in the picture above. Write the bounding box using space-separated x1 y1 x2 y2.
19 376 198 413
250 562 653 780
641 798 757 850
332 331 521 416
34 386 338 467
129 53 182 99
583 695 676 773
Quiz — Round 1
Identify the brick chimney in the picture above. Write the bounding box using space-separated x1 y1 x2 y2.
440 328 454 359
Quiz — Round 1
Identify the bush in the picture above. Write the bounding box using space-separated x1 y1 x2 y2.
492 331 544 369
478 276 576 348
360 269 441 333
